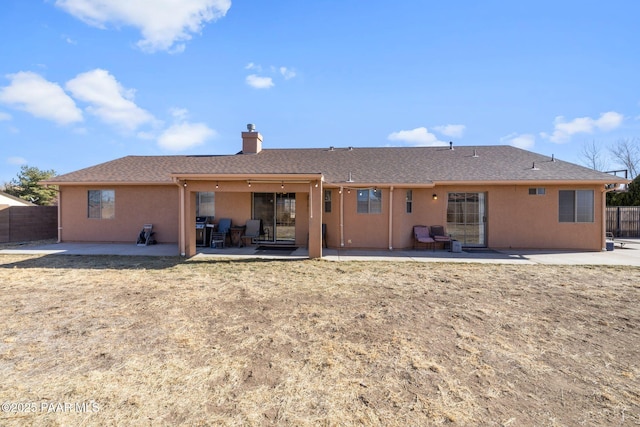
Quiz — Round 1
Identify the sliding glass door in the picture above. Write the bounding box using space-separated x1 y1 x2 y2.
446 192 486 247
252 193 296 243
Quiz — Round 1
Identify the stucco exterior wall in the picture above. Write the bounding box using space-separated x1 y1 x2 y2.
59 185 179 243
322 184 606 251
57 181 607 252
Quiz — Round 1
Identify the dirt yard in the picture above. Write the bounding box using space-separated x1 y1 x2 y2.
0 254 638 426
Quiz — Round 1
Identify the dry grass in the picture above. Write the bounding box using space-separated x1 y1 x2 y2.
0 254 639 426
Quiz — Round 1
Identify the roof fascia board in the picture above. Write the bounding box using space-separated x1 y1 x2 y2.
170 173 324 181
44 181 174 186
432 179 628 186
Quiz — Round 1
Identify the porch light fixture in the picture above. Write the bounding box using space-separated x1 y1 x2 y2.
247 181 251 188
281 181 285 189
183 181 187 187
432 194 438 200
216 181 219 189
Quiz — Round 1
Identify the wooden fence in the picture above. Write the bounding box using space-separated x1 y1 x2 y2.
606 206 640 237
0 205 58 243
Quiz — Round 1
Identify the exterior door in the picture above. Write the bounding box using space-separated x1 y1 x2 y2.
252 193 296 243
446 192 486 247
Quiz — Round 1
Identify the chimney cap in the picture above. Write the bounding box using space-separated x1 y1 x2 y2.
246 123 256 132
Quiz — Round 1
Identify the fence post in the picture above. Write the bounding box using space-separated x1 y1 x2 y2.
616 206 621 237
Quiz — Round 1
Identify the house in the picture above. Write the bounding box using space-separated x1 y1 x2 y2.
0 191 36 207
43 127 626 258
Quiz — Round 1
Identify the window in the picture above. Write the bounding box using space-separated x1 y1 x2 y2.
559 190 594 223
406 190 413 213
528 187 546 195
196 192 215 217
88 190 115 219
357 189 382 214
324 190 332 213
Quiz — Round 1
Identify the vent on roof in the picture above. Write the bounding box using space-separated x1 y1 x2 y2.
329 146 335 151
531 162 539 170
348 146 354 151
449 141 454 150
247 123 256 132
551 154 556 162
347 171 354 182
473 149 479 158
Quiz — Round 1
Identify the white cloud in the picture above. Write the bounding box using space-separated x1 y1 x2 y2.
543 111 624 143
65 69 155 131
55 0 231 53
245 62 261 71
7 156 27 165
279 67 296 80
169 107 189 121
158 122 216 151
501 133 535 149
246 74 274 89
434 124 466 138
0 71 83 125
387 127 447 146
0 112 11 121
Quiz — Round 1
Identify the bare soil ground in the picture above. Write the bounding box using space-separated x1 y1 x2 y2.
0 254 638 426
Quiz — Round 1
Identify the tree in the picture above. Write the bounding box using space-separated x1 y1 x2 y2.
609 138 640 179
4 165 58 206
579 140 608 171
607 174 640 206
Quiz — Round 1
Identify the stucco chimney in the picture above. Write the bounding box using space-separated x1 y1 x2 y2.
242 124 262 154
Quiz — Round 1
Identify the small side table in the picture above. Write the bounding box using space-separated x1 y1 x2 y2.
229 226 245 247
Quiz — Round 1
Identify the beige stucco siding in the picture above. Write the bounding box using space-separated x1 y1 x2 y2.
57 181 607 252
322 184 605 251
59 185 179 243
484 184 605 250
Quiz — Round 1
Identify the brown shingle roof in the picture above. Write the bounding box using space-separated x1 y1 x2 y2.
44 145 621 186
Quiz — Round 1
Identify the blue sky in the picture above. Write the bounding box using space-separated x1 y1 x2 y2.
1 0 639 184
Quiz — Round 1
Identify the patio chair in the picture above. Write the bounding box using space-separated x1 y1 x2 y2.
210 230 226 248
430 225 452 250
241 219 265 247
215 218 232 246
413 225 435 250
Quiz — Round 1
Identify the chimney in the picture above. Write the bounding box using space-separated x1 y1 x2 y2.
242 123 262 154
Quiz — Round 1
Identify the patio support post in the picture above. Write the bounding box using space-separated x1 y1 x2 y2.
178 180 186 256
388 186 393 250
308 181 323 258
185 189 196 257
339 186 345 247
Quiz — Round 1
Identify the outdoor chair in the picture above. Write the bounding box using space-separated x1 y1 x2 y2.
241 219 266 247
210 231 226 248
413 225 435 250
430 225 452 250
215 218 232 246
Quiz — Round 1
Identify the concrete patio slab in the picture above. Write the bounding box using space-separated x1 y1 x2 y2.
1 239 639 265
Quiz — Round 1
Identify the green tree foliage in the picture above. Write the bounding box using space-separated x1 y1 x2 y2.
4 165 58 206
607 174 640 206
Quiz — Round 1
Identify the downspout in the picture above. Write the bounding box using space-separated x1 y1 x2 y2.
388 186 394 250
340 186 345 247
57 191 62 243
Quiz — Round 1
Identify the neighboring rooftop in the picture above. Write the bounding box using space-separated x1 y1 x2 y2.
44 145 622 186
0 191 36 206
